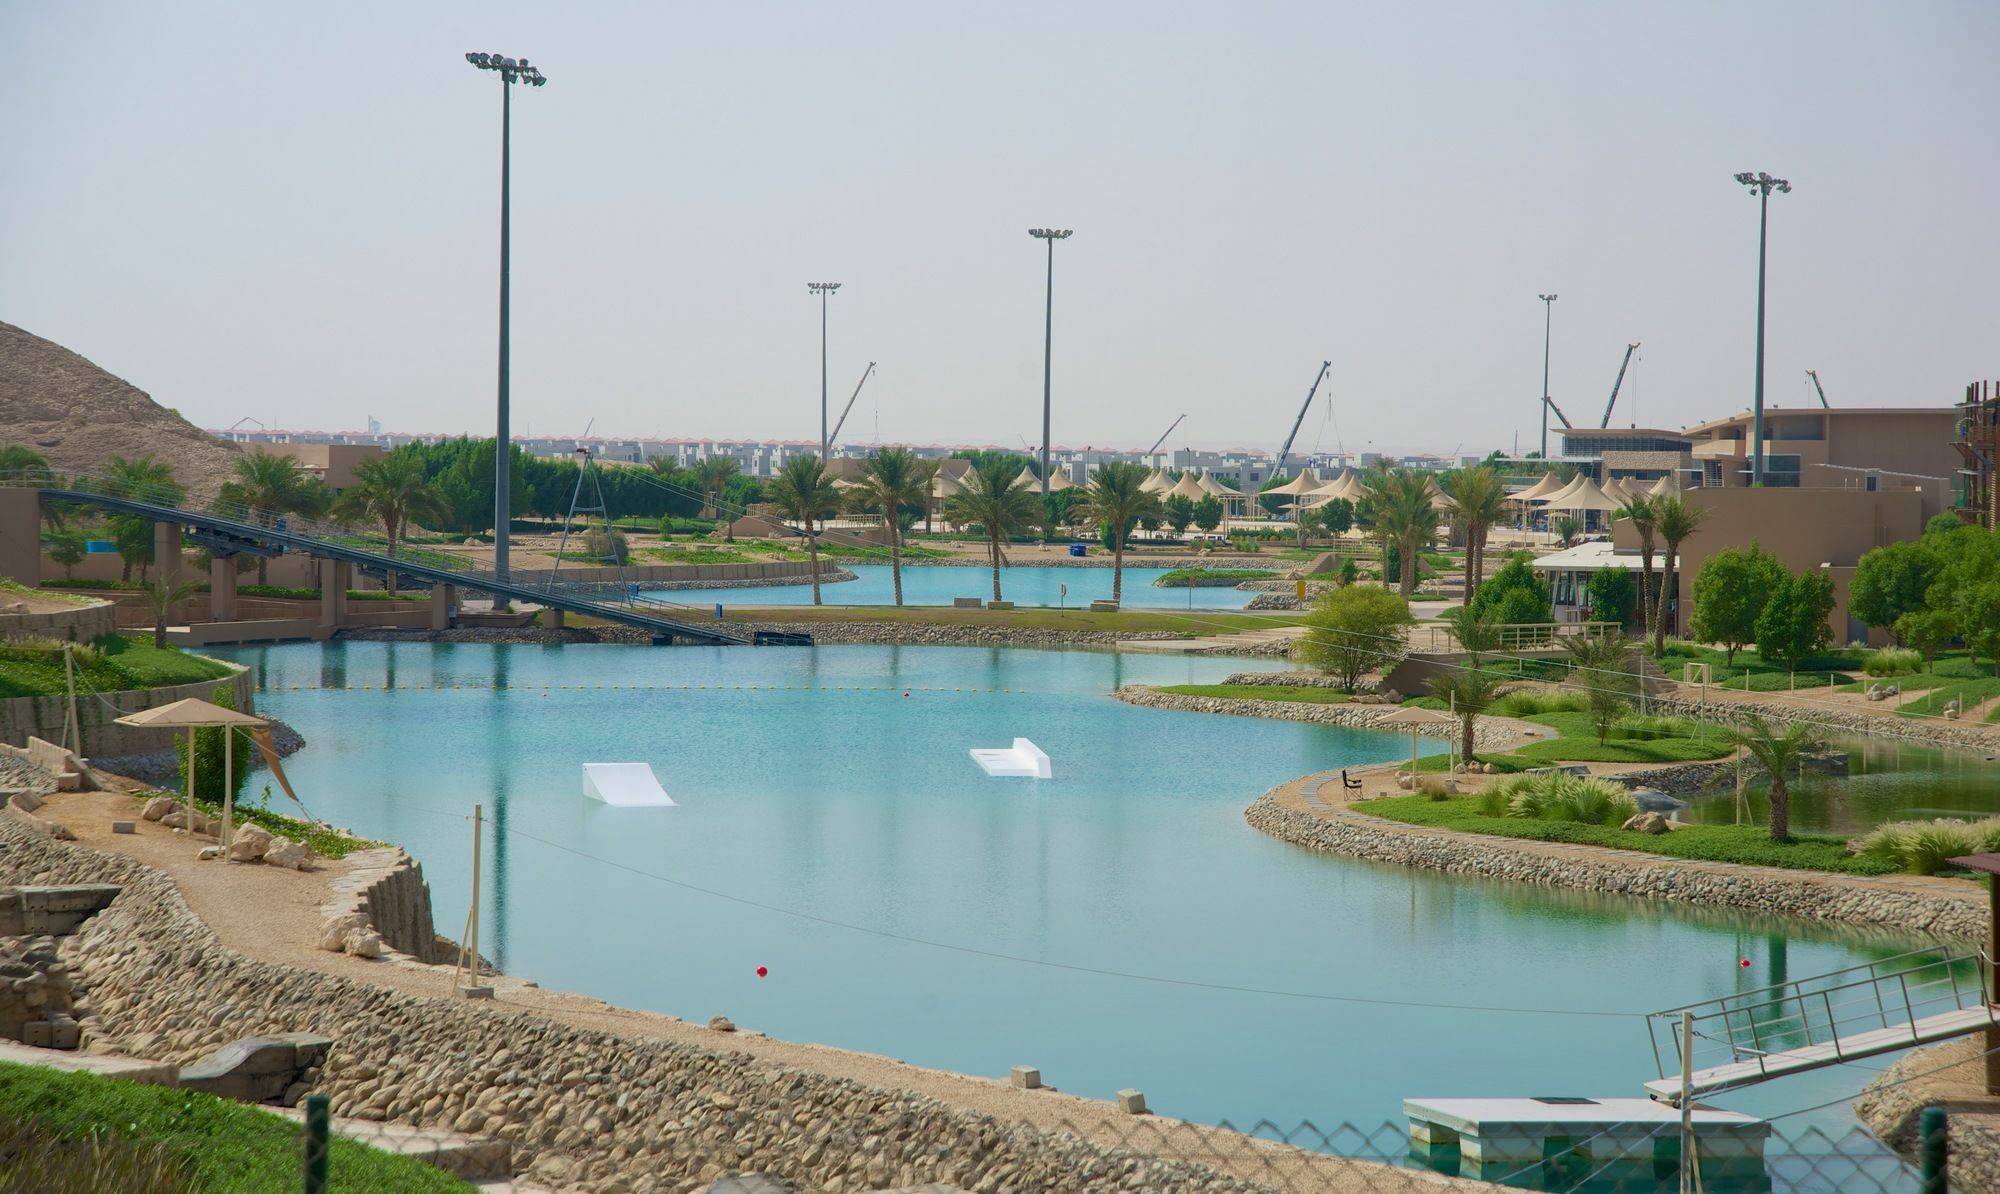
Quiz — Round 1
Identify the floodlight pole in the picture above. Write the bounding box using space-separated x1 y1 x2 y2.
1538 294 1558 459
808 283 842 461
1735 172 1791 487
1030 228 1072 540
464 51 548 598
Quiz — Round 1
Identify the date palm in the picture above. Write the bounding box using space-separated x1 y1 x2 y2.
144 576 200 650
765 455 843 605
1729 712 1824 842
103 456 186 582
1427 666 1507 768
942 463 1040 602
847 447 928 606
1616 496 1657 640
329 453 448 594
1080 461 1164 605
219 452 319 583
1443 465 1507 607
698 457 739 520
1651 495 1709 654
1373 470 1439 597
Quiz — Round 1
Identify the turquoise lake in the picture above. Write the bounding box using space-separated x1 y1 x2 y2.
208 640 1933 1143
642 563 1258 609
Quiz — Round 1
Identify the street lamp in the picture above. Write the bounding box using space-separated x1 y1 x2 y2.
1538 294 1558 459
463 51 546 592
1734 171 1792 486
807 282 842 461
1029 228 1073 512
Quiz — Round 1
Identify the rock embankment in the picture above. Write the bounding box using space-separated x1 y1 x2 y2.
88 718 307 789
708 623 1183 649
1244 790 1984 942
0 819 1293 1193
1653 692 2000 751
1113 685 1520 749
1855 1038 2000 1193
643 566 859 591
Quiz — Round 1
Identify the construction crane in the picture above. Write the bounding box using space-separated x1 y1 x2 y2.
1807 369 1830 409
1544 395 1574 430
827 362 878 445
1598 343 1642 427
1272 361 1332 479
1146 414 1186 459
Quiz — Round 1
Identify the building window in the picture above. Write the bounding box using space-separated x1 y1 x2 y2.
1764 455 1802 487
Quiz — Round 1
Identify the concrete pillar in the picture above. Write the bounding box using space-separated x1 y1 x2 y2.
0 489 42 587
429 583 456 631
209 556 238 622
545 607 564 630
154 522 183 587
319 560 348 628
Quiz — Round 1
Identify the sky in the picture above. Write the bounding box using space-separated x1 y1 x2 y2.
3 2 1996 457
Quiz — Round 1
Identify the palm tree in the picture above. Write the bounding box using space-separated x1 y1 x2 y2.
1443 465 1508 607
329 453 448 594
1561 630 1639 742
1373 470 1439 598
1080 461 1164 605
1552 514 1583 548
144 576 200 649
1439 605 1502 666
847 448 928 606
1427 667 1507 770
1729 712 1824 842
942 463 1040 602
765 455 843 605
1651 495 1709 655
0 446 70 532
102 456 185 582
698 457 740 520
219 452 319 584
1616 496 1657 640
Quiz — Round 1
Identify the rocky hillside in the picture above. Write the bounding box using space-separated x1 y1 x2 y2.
0 321 238 499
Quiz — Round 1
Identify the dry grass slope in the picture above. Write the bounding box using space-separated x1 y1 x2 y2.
0 321 239 499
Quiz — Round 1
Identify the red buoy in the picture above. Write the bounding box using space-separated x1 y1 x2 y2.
756 965 768 978
1739 958 1752 968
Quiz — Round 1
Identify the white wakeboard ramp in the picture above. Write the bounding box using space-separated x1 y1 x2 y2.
970 738 1052 778
582 762 676 807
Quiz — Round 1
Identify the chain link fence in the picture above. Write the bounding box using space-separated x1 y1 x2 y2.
260 1094 1953 1193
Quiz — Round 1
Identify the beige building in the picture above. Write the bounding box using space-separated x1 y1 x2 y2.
252 443 384 491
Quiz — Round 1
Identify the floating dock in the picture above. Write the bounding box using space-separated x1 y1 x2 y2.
1404 1097 1769 1189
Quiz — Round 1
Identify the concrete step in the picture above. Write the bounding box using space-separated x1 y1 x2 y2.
271 1106 512 1182
0 1038 177 1087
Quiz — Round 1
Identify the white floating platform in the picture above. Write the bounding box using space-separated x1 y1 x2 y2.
582 762 676 807
970 738 1052 778
1406 1097 1768 1183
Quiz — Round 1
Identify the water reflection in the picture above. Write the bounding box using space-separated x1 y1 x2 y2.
1682 736 2000 833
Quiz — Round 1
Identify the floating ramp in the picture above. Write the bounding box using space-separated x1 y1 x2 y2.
1646 946 1999 1104
582 763 676 807
970 738 1052 778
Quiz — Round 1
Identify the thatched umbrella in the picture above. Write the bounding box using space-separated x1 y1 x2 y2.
114 697 269 853
1376 704 1457 783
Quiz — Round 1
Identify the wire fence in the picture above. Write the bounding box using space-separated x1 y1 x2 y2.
254 1096 1950 1193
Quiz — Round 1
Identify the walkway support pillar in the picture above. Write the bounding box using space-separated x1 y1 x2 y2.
0 489 42 586
319 561 348 629
208 555 238 622
429 583 455 631
545 607 563 630
154 522 183 588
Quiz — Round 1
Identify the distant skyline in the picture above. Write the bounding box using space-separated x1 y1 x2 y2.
3 2 1995 456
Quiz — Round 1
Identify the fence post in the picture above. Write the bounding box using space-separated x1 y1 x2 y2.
1919 1106 1947 1194
303 1093 330 1194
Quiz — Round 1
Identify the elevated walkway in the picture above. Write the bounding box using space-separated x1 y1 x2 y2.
15 478 780 647
1645 946 2000 1104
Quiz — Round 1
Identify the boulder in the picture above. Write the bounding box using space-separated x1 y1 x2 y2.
262 837 314 871
708 1015 736 1033
227 823 273 863
1622 812 1670 835
342 930 384 960
318 913 369 953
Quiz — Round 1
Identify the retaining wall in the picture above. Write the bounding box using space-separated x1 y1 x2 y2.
326 848 442 963
0 598 116 644
0 662 252 754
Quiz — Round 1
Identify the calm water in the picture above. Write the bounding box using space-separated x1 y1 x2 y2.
213 641 1925 1140
644 564 1258 610
1680 738 2000 833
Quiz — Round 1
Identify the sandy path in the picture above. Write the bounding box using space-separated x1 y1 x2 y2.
39 786 1487 1192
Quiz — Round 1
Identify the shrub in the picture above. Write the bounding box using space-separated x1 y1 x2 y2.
175 684 252 804
1499 772 1638 827
1863 647 1923 677
1854 817 2000 874
580 527 629 564
1487 690 1587 719
1611 714 1688 741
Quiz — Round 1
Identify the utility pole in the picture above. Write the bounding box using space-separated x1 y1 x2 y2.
1734 171 1792 486
457 804 494 999
1538 294 1558 458
1029 228 1074 524
808 283 842 461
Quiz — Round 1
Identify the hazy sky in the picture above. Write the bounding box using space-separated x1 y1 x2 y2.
4 2 1995 456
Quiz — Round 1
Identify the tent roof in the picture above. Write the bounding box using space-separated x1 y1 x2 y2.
114 697 268 729
1532 474 1587 506
1511 473 1565 503
1264 470 1321 497
1547 476 1624 512
1649 474 1682 498
1140 469 1173 493
1167 472 1209 500
1196 469 1242 497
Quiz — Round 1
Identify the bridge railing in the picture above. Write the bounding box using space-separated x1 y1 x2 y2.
1646 945 1988 1089
6 471 747 640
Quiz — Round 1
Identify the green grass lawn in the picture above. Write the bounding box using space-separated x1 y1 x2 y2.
1357 794 1899 875
1656 641 1859 691
0 1062 469 1193
1153 568 1280 586
1155 683 1350 704
0 636 235 699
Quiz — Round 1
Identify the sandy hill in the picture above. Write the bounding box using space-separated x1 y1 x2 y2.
0 321 238 500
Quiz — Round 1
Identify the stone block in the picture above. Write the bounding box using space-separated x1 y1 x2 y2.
1009 1065 1042 1090
50 1018 80 1050
21 1020 51 1048
178 1034 334 1104
1116 1088 1148 1115
111 821 136 835
9 790 43 814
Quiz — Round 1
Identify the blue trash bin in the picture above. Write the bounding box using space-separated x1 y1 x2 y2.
1068 543 1087 557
